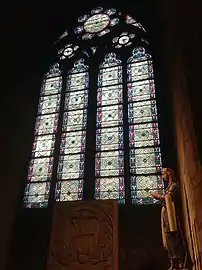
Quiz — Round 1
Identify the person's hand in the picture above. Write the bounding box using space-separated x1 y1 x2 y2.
150 191 161 199
150 191 157 197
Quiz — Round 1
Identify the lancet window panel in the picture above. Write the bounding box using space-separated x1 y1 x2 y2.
55 59 89 202
127 48 163 205
95 52 125 202
24 64 62 208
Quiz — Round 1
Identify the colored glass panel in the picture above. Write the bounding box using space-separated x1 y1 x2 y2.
32 134 56 158
130 147 162 174
97 29 110 37
129 122 160 148
55 180 83 201
97 104 123 128
60 130 86 154
38 94 61 114
127 61 153 82
96 126 123 151
97 85 123 106
24 182 51 208
95 150 124 177
95 53 125 202
62 109 87 132
98 66 122 86
127 80 155 102
34 113 59 135
67 74 88 91
41 77 62 96
95 177 125 202
128 100 158 124
131 175 164 205
55 59 89 202
104 8 116 16
27 157 53 182
127 48 163 205
64 89 88 110
24 63 62 208
84 14 110 33
57 153 85 179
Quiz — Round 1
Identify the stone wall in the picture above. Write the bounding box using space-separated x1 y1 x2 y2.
161 0 202 268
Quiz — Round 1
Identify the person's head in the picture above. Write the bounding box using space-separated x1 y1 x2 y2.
162 168 176 184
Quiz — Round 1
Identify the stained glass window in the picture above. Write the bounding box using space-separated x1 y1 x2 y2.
95 53 125 203
125 15 146 32
58 44 79 60
112 32 135 48
74 7 119 40
127 48 163 205
24 7 163 208
55 59 89 202
24 63 62 208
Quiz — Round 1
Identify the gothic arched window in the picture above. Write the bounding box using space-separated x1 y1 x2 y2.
24 6 163 208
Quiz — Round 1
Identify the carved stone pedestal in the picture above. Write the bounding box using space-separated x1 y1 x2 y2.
46 200 118 270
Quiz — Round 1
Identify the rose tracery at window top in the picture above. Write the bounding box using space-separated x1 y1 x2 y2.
112 32 135 48
125 15 146 32
58 44 79 60
74 7 119 40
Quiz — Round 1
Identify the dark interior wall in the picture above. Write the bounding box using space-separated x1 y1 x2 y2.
2 0 191 269
160 0 202 268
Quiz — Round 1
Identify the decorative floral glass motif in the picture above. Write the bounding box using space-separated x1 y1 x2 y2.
127 47 163 205
55 59 89 202
74 6 119 40
24 182 51 208
125 15 146 32
95 53 125 203
54 29 68 44
112 32 135 48
24 64 62 207
58 43 79 60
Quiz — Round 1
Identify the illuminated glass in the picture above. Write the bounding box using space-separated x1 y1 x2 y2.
95 53 125 202
24 182 51 208
27 157 53 182
74 7 119 39
24 63 62 208
55 59 89 202
127 48 163 204
84 14 110 33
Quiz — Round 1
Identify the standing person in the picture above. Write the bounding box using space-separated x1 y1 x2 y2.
151 168 186 269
